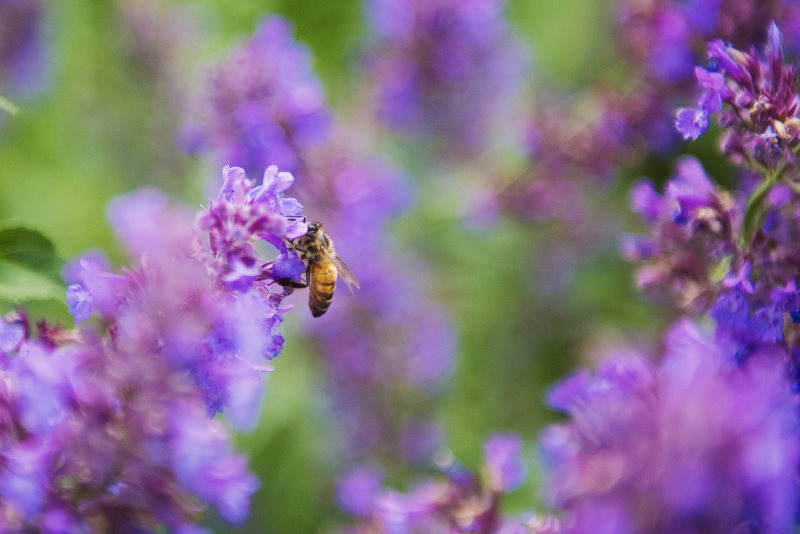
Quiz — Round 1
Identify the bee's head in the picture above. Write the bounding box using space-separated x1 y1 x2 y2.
306 221 322 236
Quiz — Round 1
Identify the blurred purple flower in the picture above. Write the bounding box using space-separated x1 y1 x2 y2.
625 156 738 310
364 0 527 156
186 17 329 177
340 434 529 533
0 0 48 97
542 319 799 534
0 163 309 530
483 433 526 493
0 317 24 356
64 284 92 324
336 466 384 518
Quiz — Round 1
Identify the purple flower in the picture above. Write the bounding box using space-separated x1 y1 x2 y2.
64 284 92 324
341 435 532 532
188 17 330 177
0 162 310 530
542 319 799 534
681 23 800 166
626 156 741 311
0 0 48 97
0 441 47 519
336 466 383 518
199 165 305 293
0 317 24 356
483 433 526 493
170 404 259 524
695 66 728 113
271 247 305 281
364 0 527 155
722 259 754 293
711 288 749 330
0 330 260 531
675 107 709 140
62 252 126 320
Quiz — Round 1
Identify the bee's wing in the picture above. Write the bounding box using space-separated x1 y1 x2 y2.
334 254 360 295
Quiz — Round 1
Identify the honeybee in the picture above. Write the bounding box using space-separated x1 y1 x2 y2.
277 221 359 317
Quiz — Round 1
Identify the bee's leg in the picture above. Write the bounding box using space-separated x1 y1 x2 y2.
275 265 311 289
276 278 309 289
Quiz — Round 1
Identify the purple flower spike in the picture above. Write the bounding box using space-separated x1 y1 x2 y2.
364 0 528 155
187 17 330 177
340 434 534 532
0 0 49 97
691 25 800 167
542 320 799 534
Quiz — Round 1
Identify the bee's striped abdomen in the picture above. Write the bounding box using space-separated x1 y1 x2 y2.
309 262 338 317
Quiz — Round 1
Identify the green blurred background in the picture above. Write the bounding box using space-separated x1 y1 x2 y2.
0 1 677 531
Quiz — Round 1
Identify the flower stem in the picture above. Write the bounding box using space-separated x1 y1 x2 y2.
742 172 778 243
0 95 19 116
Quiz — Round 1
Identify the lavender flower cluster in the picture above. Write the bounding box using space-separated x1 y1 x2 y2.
188 16 456 477
184 17 330 177
632 25 800 372
337 433 538 533
363 0 526 156
543 320 798 534
499 0 800 225
335 8 800 534
0 165 305 531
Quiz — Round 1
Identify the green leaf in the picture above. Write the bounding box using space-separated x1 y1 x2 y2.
0 226 59 271
0 225 64 302
0 261 65 302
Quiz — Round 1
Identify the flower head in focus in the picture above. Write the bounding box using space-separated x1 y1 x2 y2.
676 22 800 171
